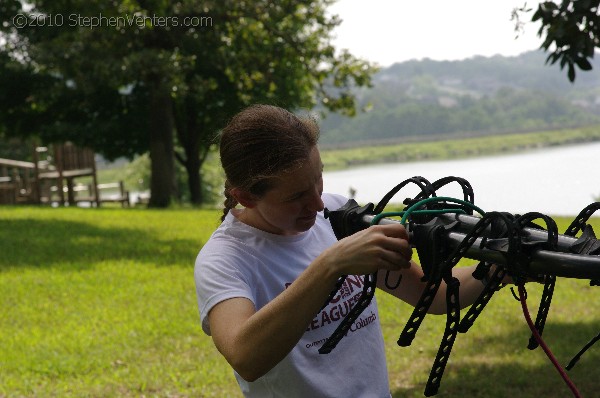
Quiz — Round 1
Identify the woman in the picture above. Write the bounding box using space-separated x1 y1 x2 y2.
195 104 495 397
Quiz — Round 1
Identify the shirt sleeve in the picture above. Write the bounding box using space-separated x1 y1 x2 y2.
194 239 256 335
322 192 349 211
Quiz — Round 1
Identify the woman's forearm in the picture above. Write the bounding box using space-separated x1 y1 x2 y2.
210 224 412 381
210 254 340 381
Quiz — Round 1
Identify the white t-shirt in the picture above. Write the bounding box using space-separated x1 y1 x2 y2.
195 193 391 398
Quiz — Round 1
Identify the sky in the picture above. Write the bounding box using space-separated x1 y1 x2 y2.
328 0 545 66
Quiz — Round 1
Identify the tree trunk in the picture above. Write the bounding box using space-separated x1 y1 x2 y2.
148 87 175 208
174 100 204 206
184 131 202 205
186 158 202 205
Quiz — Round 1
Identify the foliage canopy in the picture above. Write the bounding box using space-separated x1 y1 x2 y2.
1 1 599 205
0 0 376 206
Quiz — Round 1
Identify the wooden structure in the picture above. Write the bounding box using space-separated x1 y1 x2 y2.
34 143 100 206
0 158 38 204
0 142 130 207
97 181 130 207
69 181 130 207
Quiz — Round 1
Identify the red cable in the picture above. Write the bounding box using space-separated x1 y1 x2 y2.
517 284 582 398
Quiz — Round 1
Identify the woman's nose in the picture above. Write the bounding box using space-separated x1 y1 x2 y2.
311 189 325 212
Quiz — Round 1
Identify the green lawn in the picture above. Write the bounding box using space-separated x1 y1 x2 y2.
1 207 599 397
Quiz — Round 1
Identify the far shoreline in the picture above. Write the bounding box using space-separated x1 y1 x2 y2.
319 124 600 171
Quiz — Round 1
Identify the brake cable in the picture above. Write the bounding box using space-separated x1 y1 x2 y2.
513 212 559 349
518 284 582 397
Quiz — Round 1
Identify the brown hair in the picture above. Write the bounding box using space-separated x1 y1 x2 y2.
219 104 320 221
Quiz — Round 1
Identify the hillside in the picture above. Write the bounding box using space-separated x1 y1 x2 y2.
320 50 600 146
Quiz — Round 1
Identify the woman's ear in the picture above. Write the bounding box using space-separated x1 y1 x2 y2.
230 188 259 209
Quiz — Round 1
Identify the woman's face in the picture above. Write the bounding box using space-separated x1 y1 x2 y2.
242 146 324 235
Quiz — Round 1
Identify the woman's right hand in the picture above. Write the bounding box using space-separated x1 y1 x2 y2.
320 223 413 277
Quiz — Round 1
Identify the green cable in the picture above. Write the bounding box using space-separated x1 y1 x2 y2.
371 211 406 225
400 196 485 225
369 196 484 227
370 209 467 226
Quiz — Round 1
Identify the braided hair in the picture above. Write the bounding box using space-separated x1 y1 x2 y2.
218 105 320 222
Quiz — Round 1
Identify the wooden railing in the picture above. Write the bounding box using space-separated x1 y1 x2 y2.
0 158 37 204
1 150 130 207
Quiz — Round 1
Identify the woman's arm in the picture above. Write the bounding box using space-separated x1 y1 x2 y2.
377 262 492 315
208 223 413 381
208 258 341 382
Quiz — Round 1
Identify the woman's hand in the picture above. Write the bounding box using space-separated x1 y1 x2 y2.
208 223 412 382
320 224 413 277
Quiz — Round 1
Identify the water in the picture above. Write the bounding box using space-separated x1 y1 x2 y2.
323 142 600 216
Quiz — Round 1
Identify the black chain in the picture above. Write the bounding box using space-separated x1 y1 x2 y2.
528 275 556 350
398 223 448 346
373 176 435 214
318 272 378 354
419 212 520 396
564 202 600 368
413 176 475 212
425 275 460 397
319 275 348 312
565 203 600 237
514 212 559 350
397 278 442 346
458 264 507 333
321 178 600 395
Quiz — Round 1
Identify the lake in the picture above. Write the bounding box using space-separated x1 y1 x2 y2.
323 141 600 217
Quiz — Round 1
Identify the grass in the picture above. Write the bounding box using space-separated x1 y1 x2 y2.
1 207 600 397
0 207 233 398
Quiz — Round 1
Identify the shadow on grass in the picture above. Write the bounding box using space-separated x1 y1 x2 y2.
0 218 202 271
391 320 600 397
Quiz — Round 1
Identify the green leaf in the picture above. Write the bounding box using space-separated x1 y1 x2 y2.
575 57 593 71
567 62 576 82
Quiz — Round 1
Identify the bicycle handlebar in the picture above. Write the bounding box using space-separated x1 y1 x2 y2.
357 212 600 280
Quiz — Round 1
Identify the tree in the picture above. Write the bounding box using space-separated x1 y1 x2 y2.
0 1 376 207
515 0 599 82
